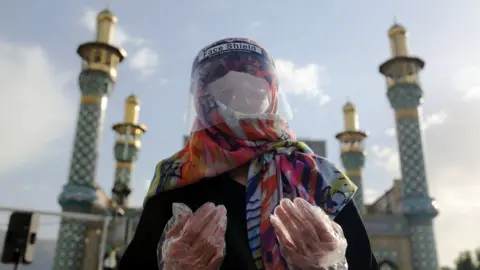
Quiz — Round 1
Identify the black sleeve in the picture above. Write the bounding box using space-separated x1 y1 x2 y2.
334 201 379 270
118 194 174 270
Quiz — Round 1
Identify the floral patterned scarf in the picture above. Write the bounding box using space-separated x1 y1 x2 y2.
145 119 356 269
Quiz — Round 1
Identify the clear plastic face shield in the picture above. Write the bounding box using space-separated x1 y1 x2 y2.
185 38 294 133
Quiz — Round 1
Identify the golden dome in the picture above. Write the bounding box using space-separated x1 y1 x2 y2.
126 94 140 105
343 101 356 112
388 23 407 37
97 8 116 22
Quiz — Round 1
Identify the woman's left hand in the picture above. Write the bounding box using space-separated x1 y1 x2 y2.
270 197 348 269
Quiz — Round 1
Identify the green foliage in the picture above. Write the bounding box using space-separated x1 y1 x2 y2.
444 248 480 270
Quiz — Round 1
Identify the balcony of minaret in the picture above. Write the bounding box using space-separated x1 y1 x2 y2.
113 123 147 161
79 44 124 81
340 141 365 153
380 57 424 88
336 132 366 153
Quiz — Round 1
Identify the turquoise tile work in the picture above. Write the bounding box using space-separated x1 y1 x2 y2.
375 250 398 266
387 82 439 270
340 146 366 215
53 70 114 270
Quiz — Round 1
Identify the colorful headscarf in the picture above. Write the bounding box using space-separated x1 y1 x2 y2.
146 38 357 270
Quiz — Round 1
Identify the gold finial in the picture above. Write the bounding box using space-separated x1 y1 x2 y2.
124 94 140 124
77 8 126 82
388 22 406 36
96 9 117 44
343 101 358 131
343 99 355 112
387 21 408 57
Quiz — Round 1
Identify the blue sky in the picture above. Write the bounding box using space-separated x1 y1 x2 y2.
1 0 480 267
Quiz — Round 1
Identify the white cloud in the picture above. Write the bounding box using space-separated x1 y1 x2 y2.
275 60 330 105
422 111 447 130
453 66 480 100
370 144 400 175
364 188 382 204
79 8 159 78
130 47 160 79
385 127 396 137
0 40 75 174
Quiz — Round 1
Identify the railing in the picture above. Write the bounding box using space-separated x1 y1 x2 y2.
0 206 118 270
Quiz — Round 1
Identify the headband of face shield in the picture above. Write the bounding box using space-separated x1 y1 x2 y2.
186 38 294 132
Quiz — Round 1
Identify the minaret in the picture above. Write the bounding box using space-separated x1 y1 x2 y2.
335 101 367 215
379 23 439 270
111 95 147 207
54 9 126 270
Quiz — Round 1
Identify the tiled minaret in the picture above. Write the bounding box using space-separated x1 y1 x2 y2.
111 95 147 207
54 9 126 270
379 22 439 270
335 101 367 215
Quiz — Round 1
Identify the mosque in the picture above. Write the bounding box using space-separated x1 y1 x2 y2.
51 8 440 270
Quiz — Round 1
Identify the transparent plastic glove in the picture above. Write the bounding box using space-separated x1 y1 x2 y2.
270 198 348 270
157 202 227 270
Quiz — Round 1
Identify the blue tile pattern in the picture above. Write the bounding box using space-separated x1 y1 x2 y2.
341 151 366 215
53 70 114 270
387 82 439 270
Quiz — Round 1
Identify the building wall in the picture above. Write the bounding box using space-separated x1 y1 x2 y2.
300 139 327 157
371 235 413 270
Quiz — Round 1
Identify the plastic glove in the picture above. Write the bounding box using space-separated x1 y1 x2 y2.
158 202 227 270
270 197 348 270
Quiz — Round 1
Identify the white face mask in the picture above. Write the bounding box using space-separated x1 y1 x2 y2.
205 71 272 115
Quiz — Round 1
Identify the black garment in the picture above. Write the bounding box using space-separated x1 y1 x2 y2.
119 174 378 270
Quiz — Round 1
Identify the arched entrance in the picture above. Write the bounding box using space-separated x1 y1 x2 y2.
379 260 398 270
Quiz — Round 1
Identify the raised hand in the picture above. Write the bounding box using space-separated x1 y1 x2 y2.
161 202 227 270
270 198 348 269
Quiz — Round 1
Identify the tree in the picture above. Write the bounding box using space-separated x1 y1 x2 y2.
456 251 476 270
450 248 480 270
475 248 480 270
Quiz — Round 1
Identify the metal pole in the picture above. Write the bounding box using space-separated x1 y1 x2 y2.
97 216 112 270
0 207 105 221
0 206 109 269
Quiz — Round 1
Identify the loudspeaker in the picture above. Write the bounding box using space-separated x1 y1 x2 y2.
1 211 40 265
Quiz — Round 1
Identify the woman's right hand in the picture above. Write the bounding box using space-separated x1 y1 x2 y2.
161 202 227 270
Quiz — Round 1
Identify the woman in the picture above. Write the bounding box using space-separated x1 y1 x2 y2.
119 38 378 270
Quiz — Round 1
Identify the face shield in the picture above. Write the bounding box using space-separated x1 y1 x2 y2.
185 38 294 133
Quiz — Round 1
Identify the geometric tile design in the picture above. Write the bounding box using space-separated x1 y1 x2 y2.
408 220 439 270
400 197 439 218
67 103 103 187
340 151 365 171
114 143 139 162
340 151 366 215
387 83 422 110
388 82 439 270
395 116 429 198
54 70 115 270
79 70 114 96
379 261 398 270
52 218 88 270
374 250 398 265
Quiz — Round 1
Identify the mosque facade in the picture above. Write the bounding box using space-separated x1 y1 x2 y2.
52 8 439 270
